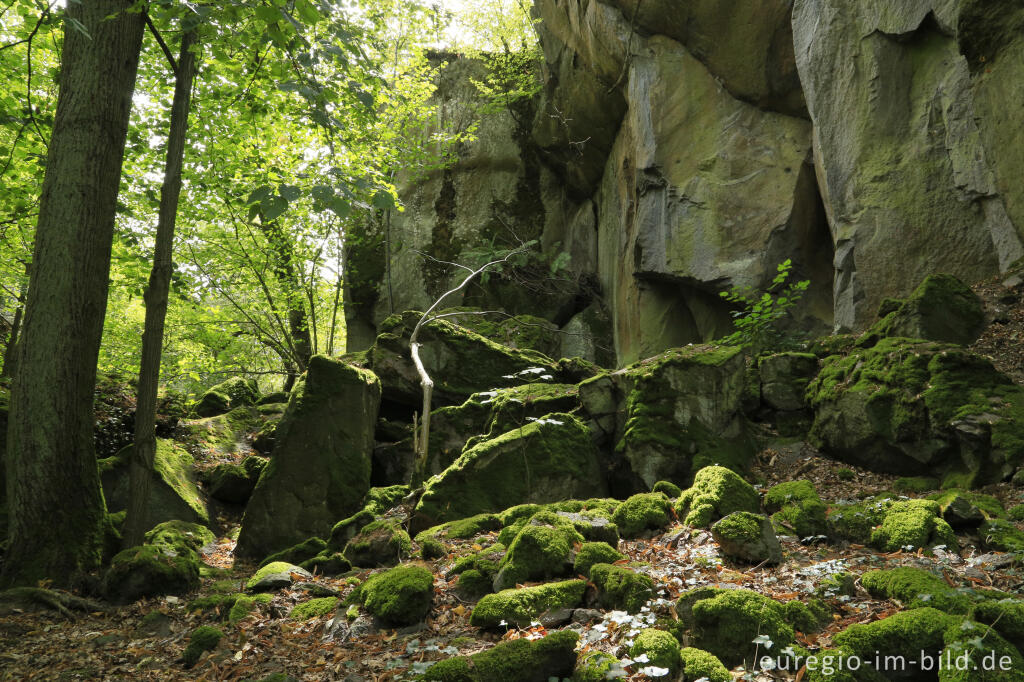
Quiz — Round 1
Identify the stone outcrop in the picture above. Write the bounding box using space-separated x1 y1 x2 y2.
235 355 381 559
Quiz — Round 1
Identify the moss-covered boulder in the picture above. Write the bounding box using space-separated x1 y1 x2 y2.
675 465 760 528
368 311 585 408
194 377 260 418
236 356 381 559
492 518 582 591
826 494 899 543
356 564 433 626
610 492 672 538
328 509 376 552
144 520 215 557
420 383 583 478
764 480 828 538
861 567 980 614
807 337 1024 483
573 542 624 578
182 625 223 668
676 588 797 668
679 647 730 682
343 518 411 568
185 405 263 456
711 511 783 564
972 600 1024 650
865 274 985 347
104 544 200 604
573 651 620 682
99 439 209 528
421 630 578 681
590 563 654 613
415 513 503 547
941 619 1024 682
411 413 607 531
579 345 755 493
299 550 352 575
870 499 958 552
929 489 1005 528
631 629 681 677
470 579 586 628
206 456 266 504
652 480 681 498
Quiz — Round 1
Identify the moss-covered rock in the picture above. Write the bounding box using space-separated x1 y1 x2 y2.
764 480 828 538
289 596 339 620
449 542 507 588
357 564 433 626
652 480 681 498
182 625 223 668
492 519 581 591
246 561 311 592
711 511 783 564
470 579 586 628
941 618 1024 682
610 492 672 538
259 537 328 569
759 351 819 417
894 476 942 494
99 439 209 529
581 345 755 492
630 629 681 677
236 356 381 559
573 542 624 578
679 647 730 682
573 650 620 682
870 499 958 552
784 598 831 633
929 489 1005 528
228 593 272 626
144 520 215 556
826 494 899 543
194 391 230 418
421 629 579 681
454 569 492 599
412 413 607 531
328 509 376 552
675 465 760 528
299 551 352 575
414 513 503 546
980 519 1024 553
861 567 975 614
972 600 1024 650
832 608 957 670
676 588 797 668
806 337 1024 483
420 536 447 560
207 456 266 504
1008 505 1024 522
590 563 654 613
864 274 985 347
104 544 200 603
195 377 260 418
343 518 411 568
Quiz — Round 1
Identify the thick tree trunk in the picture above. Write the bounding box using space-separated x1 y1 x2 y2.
1 1 145 588
124 26 199 549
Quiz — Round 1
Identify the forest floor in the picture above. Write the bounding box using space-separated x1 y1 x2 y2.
0 274 1022 681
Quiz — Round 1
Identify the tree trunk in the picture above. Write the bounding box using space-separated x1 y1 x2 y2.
259 220 312 379
1 1 145 588
0 278 26 378
123 26 199 549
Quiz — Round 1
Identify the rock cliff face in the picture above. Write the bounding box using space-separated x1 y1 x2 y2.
346 0 1024 366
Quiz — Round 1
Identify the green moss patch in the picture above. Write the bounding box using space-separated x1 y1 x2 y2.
573 542 625 578
421 630 578 681
870 499 958 552
610 492 672 538
104 545 200 604
679 647 730 682
343 518 412 568
259 537 328 569
832 608 957 667
980 519 1024 553
182 625 223 668
630 629 681 677
492 520 581 591
470 579 586 628
765 480 828 538
290 596 338 620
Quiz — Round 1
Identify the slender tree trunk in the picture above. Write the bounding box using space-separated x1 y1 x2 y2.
124 26 199 549
259 220 312 380
2 1 145 588
0 277 26 378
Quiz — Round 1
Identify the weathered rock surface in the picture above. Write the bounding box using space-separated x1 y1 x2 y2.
792 0 1024 332
235 356 381 559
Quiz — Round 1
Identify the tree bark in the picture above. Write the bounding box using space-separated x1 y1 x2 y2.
124 26 199 549
259 219 312 381
1 1 145 588
0 278 26 378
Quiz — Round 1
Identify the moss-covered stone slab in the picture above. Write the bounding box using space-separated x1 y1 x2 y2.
207 455 266 504
421 630 578 681
290 596 338 620
807 337 1024 483
182 625 223 668
929 490 1005 529
580 345 755 493
246 562 312 592
368 311 589 408
411 413 607 531
469 579 586 628
99 438 209 529
103 544 200 604
236 356 381 559
675 465 760 528
343 518 412 568
711 511 783 564
357 564 433 626
258 537 328 569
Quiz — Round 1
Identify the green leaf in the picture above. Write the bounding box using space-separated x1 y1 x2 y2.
247 185 274 205
279 184 301 202
261 195 288 221
328 197 351 219
371 190 395 211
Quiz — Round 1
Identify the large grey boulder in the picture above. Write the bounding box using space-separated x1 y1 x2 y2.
865 274 985 346
235 355 381 559
792 0 1024 332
